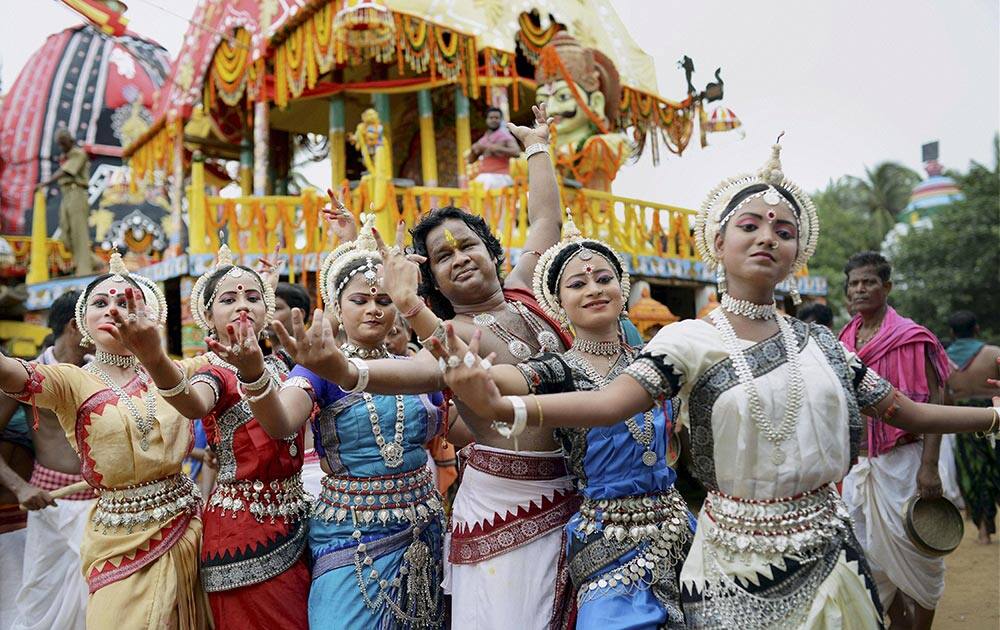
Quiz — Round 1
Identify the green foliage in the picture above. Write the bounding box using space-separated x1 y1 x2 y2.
891 137 1000 341
844 162 922 236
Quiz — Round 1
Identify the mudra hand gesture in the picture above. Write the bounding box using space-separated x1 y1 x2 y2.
256 243 283 291
323 189 358 244
373 221 425 313
507 103 554 148
104 287 162 362
272 307 349 383
206 312 265 378
424 325 504 421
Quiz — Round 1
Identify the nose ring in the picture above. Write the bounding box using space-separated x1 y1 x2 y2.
374 309 384 320
769 241 779 250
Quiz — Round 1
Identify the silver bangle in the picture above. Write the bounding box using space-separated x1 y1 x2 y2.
342 357 370 394
493 396 527 441
238 368 271 393
524 143 549 160
157 373 189 398
244 379 274 403
418 320 447 351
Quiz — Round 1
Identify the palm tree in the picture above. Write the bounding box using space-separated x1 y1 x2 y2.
844 162 921 240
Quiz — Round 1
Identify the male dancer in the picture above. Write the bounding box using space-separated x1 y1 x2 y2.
279 105 578 629
839 252 950 630
0 292 94 630
945 310 1000 544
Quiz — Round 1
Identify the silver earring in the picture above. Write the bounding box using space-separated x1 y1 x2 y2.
716 267 727 295
558 307 570 332
788 278 801 306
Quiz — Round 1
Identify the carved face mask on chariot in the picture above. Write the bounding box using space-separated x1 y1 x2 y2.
533 32 621 148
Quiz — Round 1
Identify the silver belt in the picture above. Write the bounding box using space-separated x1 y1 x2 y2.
313 467 441 526
702 484 849 560
93 474 199 533
572 488 692 605
577 487 690 542
207 472 312 523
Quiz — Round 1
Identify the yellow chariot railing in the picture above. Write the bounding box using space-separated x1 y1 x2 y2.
189 174 697 266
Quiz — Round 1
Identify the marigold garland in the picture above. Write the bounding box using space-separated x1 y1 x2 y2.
209 28 252 107
271 6 478 108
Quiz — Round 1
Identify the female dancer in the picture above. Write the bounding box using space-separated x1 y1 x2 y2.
0 253 210 629
111 244 310 629
232 216 446 629
466 216 694 628
428 142 1000 629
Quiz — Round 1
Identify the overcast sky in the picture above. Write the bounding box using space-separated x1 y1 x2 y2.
3 0 997 208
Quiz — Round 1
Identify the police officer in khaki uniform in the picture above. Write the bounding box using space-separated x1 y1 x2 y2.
36 129 93 276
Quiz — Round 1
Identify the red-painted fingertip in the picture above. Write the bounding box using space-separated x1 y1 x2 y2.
125 287 134 298
240 312 248 323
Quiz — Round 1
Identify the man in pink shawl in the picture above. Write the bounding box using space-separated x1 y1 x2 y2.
838 251 951 630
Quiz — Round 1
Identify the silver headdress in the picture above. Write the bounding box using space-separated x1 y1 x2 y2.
693 136 819 303
74 249 168 346
319 213 382 313
189 241 276 333
531 211 631 327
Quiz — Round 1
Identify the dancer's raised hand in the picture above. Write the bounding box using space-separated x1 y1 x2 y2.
273 308 349 383
256 243 283 291
323 189 358 243
507 103 553 148
206 312 265 379
373 222 425 314
104 287 162 362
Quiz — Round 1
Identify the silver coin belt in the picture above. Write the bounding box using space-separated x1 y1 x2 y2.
576 488 692 605
578 488 690 542
313 467 441 527
702 483 849 561
92 474 200 534
207 472 312 524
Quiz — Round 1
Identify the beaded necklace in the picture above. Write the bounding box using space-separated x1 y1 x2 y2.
85 363 157 451
710 307 803 465
720 294 777 320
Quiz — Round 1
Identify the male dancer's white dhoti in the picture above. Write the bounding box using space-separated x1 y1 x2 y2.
444 445 579 630
11 465 96 630
0 526 26 630
842 441 945 611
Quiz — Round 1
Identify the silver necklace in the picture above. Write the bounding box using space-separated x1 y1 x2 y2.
85 363 157 451
569 351 658 467
710 307 804 465
472 300 560 360
362 393 406 468
570 338 621 357
720 293 777 320
94 350 138 369
341 343 406 468
340 343 389 360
